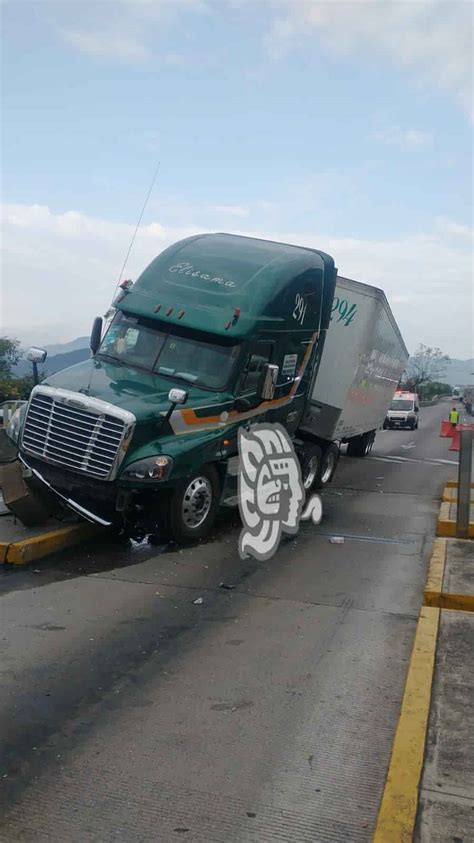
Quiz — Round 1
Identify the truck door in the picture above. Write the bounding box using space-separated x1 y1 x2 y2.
237 339 275 408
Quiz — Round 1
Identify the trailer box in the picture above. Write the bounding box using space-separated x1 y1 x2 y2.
301 275 408 441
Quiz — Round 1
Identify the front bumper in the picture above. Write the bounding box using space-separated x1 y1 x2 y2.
19 454 114 527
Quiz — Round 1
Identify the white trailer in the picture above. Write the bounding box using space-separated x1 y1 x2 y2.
301 275 409 455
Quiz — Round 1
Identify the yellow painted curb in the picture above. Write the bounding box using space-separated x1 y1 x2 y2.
437 593 474 612
424 536 474 612
373 606 440 843
446 480 474 489
436 497 474 538
2 524 100 566
436 501 456 537
424 538 447 606
443 488 474 503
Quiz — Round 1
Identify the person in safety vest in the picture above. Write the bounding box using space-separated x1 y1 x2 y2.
449 406 460 427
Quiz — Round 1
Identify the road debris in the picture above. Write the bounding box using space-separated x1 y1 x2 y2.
192 597 204 605
329 536 345 544
219 582 236 590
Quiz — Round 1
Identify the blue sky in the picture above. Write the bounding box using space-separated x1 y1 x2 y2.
1 0 473 357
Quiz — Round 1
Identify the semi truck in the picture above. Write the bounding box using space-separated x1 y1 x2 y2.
8 233 408 543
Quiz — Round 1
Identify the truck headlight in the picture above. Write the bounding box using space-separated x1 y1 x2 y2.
6 408 22 444
121 455 173 481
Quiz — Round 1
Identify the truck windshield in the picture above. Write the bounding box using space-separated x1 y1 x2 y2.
390 399 413 411
97 312 239 390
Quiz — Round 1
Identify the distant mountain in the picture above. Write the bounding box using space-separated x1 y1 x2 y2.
14 347 90 377
444 359 474 388
43 336 90 356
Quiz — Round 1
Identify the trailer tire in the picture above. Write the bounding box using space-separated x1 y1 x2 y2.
346 429 376 458
300 444 323 491
161 465 221 544
320 443 339 485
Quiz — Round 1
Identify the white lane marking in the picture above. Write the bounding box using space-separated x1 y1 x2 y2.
316 531 414 545
370 457 406 465
369 455 458 466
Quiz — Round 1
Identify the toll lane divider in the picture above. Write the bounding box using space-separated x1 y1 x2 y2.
0 523 101 566
373 605 440 843
436 484 474 538
424 536 474 612
443 487 474 503
374 523 474 841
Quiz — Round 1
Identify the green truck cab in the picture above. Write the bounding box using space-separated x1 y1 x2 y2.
14 233 338 542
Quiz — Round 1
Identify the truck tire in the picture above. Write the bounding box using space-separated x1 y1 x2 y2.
300 444 322 491
320 443 339 485
162 465 221 544
346 429 376 458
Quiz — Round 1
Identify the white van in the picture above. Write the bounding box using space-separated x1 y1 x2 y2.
384 391 420 430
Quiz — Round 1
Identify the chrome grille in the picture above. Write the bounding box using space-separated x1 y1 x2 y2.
22 387 135 480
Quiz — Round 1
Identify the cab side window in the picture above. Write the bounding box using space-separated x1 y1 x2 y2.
238 341 274 395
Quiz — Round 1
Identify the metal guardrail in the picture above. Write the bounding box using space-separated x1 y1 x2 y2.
420 395 440 407
2 401 27 427
456 429 473 539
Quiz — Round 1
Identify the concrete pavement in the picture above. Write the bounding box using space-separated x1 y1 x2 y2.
416 608 474 842
0 399 462 841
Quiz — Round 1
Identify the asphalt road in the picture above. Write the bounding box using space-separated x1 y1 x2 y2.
0 399 465 841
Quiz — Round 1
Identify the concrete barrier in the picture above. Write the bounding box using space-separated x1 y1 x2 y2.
420 396 440 407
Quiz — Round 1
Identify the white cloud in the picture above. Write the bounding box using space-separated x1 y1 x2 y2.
56 0 206 62
0 203 202 345
209 205 249 218
266 0 474 118
372 127 433 148
1 202 472 358
61 29 151 62
437 218 474 241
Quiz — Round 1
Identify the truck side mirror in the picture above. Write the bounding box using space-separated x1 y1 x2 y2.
163 388 189 425
257 364 279 401
26 347 47 385
26 347 47 364
90 317 103 355
168 388 188 405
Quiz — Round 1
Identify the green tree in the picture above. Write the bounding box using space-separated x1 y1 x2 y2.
0 337 21 376
403 344 450 395
0 337 38 403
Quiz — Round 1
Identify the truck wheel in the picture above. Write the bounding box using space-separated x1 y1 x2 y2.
163 465 221 544
300 444 322 491
346 430 376 458
320 443 339 485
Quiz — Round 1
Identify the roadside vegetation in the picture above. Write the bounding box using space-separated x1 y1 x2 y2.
402 343 452 400
0 337 38 403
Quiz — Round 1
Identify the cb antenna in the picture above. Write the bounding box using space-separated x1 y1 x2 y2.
113 160 161 297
